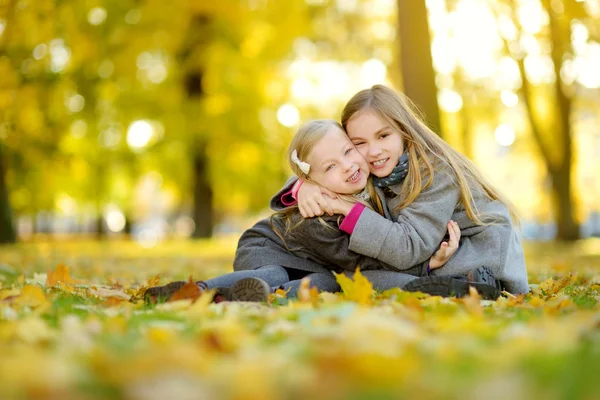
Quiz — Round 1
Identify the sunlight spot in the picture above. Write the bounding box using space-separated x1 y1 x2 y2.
88 7 107 26
66 94 85 113
56 194 76 215
495 124 515 147
524 55 555 84
277 104 300 128
105 207 126 233
438 89 463 113
50 39 71 73
500 90 519 107
517 0 547 35
127 120 154 149
361 59 387 87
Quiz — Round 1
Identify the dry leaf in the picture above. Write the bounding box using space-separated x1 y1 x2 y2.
169 277 203 303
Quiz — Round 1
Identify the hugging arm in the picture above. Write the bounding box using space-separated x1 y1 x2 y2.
287 216 460 276
346 168 461 269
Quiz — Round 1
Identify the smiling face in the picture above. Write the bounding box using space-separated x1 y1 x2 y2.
305 126 369 195
345 109 404 178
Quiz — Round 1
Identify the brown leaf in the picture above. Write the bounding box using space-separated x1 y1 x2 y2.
168 276 203 302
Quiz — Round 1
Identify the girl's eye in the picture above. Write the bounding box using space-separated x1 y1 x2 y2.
353 141 365 146
380 133 390 139
344 148 353 155
326 164 335 172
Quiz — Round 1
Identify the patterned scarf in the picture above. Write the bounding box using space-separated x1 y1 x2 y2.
372 152 409 188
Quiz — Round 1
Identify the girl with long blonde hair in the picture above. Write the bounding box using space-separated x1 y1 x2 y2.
291 85 528 294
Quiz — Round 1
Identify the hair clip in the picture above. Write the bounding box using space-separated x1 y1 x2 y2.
291 150 311 175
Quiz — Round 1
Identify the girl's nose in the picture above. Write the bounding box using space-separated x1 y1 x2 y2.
369 146 382 157
342 159 354 171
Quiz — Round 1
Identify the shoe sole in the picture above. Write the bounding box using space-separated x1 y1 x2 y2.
404 276 500 300
230 277 270 302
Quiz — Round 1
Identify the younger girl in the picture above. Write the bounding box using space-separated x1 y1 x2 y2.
292 85 529 294
145 120 467 303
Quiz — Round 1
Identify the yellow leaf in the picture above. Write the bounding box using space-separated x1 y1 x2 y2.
46 263 80 288
334 269 373 305
15 285 49 308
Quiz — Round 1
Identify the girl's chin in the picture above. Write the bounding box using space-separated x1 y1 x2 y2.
370 169 391 178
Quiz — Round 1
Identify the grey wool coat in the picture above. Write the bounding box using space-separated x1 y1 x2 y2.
233 190 426 277
270 160 530 294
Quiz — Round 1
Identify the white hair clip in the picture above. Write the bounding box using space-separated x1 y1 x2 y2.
291 149 311 175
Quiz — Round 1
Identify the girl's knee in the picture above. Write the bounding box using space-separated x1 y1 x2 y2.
257 265 289 280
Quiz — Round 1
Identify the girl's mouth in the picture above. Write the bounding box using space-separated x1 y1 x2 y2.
346 170 361 183
371 158 389 169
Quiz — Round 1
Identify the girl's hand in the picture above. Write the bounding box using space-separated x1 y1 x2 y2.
298 181 338 218
328 196 357 216
429 220 461 270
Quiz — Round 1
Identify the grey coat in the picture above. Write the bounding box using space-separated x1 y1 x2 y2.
233 184 425 277
273 163 529 294
349 163 528 294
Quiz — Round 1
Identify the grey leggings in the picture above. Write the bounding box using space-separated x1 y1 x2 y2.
205 265 420 297
358 270 419 291
204 265 340 298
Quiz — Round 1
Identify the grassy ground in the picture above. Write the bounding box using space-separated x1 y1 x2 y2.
0 237 599 400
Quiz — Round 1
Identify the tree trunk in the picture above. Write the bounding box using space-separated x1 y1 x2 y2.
500 0 580 240
397 0 442 135
192 141 213 238
0 144 16 243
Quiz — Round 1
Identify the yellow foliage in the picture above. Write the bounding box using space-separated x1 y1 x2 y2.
334 269 374 305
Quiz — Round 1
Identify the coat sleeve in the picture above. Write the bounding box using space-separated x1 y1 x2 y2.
348 168 461 269
289 217 426 276
270 176 298 211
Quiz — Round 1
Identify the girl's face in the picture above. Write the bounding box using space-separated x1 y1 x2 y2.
305 127 369 195
345 110 404 178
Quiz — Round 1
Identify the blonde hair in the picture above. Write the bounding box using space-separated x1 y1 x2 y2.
341 85 519 225
271 119 384 247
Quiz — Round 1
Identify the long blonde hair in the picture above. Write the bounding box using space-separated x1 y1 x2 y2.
271 119 383 247
341 85 519 225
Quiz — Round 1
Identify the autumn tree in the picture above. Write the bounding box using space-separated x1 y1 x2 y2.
397 0 442 135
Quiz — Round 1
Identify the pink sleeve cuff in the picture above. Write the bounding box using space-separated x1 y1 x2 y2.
281 179 303 206
281 190 297 206
291 179 303 200
339 203 366 234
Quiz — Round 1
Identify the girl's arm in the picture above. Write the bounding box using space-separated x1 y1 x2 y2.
288 216 460 276
269 177 336 216
343 168 462 268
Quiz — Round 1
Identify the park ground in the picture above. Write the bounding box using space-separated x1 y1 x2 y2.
0 237 599 400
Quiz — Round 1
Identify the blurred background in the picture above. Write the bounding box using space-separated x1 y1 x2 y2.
0 0 599 248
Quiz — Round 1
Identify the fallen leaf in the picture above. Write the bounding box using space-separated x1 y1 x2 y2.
169 277 203 303
334 269 373 305
14 285 49 309
46 263 81 288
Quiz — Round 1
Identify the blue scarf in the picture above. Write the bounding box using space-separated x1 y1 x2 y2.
372 152 409 188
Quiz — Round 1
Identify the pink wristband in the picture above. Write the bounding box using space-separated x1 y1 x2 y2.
339 203 366 234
